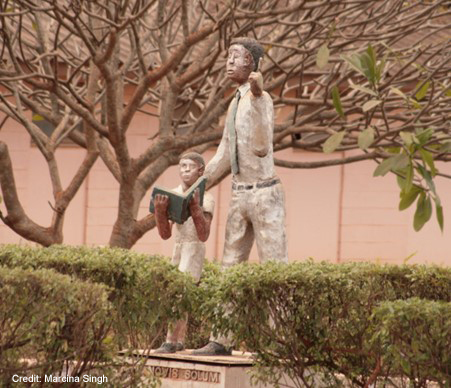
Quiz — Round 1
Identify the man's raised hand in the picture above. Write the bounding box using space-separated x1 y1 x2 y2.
249 58 263 97
249 71 263 97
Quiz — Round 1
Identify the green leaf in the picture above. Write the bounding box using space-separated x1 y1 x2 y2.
392 153 409 171
374 154 408 177
397 175 405 190
415 127 434 145
331 86 345 118
358 127 375 150
398 164 414 192
362 100 382 112
322 131 345 154
349 79 378 96
364 45 378 84
341 54 365 76
316 44 329 69
399 131 413 147
415 80 430 101
405 164 414 192
367 44 377 67
417 165 437 196
376 52 388 83
413 193 432 232
409 98 422 109
390 87 407 99
436 203 444 232
374 156 397 177
360 52 375 83
432 193 441 209
400 358 411 375
399 186 421 211
386 147 401 154
419 149 437 176
32 114 44 122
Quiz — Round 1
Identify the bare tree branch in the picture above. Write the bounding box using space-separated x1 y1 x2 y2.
0 0 449 246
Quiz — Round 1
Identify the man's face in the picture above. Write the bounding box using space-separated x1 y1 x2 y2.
179 158 203 188
226 44 254 84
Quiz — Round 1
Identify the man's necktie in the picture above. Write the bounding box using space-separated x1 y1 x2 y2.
228 89 241 175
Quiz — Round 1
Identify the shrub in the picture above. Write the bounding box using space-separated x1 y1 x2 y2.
372 298 451 387
2 245 449 386
184 260 221 349
0 266 111 386
0 244 197 350
200 261 451 387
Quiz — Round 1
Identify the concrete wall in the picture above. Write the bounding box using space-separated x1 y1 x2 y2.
1 116 450 266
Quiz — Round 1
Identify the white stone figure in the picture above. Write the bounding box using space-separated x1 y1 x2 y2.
153 152 215 353
194 38 288 356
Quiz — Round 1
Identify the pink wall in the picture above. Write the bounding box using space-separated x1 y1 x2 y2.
1 115 450 266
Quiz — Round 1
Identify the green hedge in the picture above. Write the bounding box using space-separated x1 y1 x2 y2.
200 261 451 387
1 245 449 387
184 260 221 349
372 298 451 386
0 266 111 386
0 244 197 350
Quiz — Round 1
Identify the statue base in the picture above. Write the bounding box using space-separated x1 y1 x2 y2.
131 349 270 388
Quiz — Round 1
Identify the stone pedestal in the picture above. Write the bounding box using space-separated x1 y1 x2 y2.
132 350 271 388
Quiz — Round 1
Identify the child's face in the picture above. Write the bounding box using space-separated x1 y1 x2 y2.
179 158 203 188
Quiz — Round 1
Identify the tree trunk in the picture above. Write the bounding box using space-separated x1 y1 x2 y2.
108 173 138 248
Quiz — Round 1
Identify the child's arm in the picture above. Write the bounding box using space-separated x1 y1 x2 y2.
189 189 212 242
154 194 172 239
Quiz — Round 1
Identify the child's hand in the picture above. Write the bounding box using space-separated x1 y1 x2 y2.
189 189 201 212
154 194 169 214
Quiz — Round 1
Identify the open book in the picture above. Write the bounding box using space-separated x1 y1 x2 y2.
149 176 207 224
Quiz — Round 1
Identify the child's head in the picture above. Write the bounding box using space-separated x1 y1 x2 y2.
179 152 205 188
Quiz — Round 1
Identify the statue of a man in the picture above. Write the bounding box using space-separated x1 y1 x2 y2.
194 38 288 356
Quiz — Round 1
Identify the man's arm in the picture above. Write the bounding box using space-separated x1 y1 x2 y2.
189 189 212 242
248 71 273 157
154 194 172 240
204 114 231 182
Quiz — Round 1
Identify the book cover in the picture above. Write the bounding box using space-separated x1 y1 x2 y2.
149 176 207 224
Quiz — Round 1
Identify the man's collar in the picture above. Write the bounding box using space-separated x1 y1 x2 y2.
238 82 250 96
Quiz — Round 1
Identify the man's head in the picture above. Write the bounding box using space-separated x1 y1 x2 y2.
179 152 205 188
227 37 264 84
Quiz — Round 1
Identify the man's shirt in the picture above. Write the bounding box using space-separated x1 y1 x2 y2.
205 82 275 183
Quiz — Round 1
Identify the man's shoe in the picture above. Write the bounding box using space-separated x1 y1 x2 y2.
154 342 177 354
175 342 185 351
192 341 232 356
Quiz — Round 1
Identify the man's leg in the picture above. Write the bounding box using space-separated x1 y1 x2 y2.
193 193 253 355
251 183 288 263
222 192 255 268
165 315 188 351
